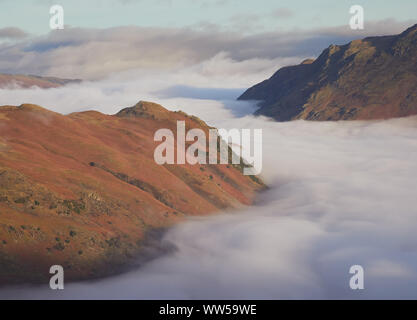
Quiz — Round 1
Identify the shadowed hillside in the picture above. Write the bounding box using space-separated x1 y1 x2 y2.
239 24 417 121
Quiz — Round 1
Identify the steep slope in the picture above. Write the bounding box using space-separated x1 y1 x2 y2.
239 24 417 121
0 74 81 89
0 101 264 284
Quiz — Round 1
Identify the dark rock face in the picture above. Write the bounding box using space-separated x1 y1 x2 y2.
239 24 417 121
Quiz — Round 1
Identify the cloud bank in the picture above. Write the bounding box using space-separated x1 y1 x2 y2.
0 19 414 79
0 27 29 39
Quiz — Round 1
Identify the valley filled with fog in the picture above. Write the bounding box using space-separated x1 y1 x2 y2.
1 58 417 299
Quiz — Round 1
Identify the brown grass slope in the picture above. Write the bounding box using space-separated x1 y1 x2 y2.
0 101 264 285
239 24 417 121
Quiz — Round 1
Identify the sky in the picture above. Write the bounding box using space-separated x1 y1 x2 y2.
0 0 416 35
0 0 416 80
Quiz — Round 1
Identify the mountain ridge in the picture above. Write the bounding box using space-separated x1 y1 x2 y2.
0 101 264 284
238 24 417 121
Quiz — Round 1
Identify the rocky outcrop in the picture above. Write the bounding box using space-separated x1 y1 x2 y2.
239 24 417 121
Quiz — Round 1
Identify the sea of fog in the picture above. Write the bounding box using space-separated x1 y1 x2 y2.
1 61 417 299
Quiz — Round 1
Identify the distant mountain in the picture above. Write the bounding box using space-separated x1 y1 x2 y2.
0 101 264 284
239 24 417 121
0 73 81 89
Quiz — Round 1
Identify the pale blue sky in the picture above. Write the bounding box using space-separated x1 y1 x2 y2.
0 0 416 35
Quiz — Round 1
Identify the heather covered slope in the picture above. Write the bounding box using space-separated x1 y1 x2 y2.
0 74 81 89
239 24 417 121
0 101 264 284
